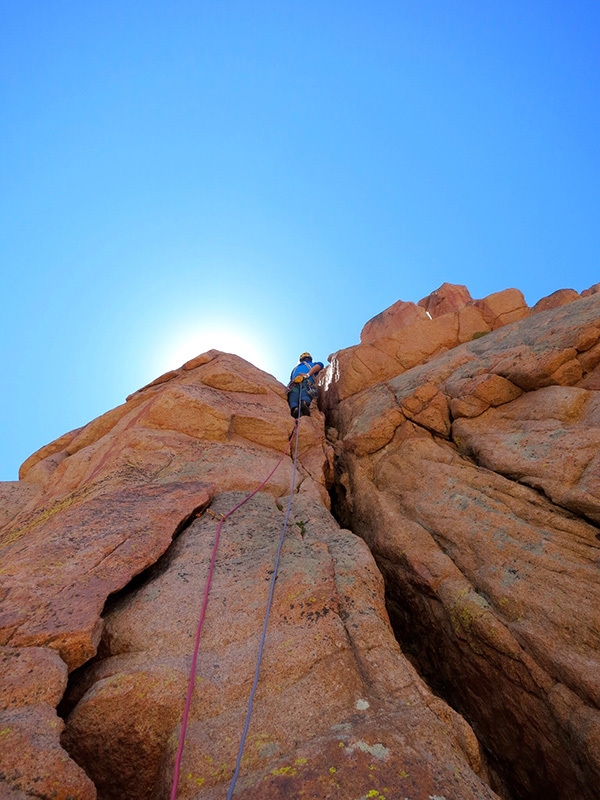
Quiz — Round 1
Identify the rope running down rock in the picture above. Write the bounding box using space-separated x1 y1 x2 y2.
169 411 303 799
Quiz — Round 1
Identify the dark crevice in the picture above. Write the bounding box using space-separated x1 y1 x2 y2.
101 499 212 617
57 498 212 722
381 579 524 800
326 431 600 800
327 480 514 800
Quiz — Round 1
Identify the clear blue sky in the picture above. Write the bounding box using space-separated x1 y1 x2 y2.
1 1 599 480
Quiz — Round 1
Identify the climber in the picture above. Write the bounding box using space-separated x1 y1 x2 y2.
288 352 324 418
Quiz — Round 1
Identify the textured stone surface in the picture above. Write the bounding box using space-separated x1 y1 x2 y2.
1 353 331 672
329 292 600 800
0 481 40 532
0 646 96 799
418 281 473 317
5 285 599 800
454 385 600 522
2 347 497 800
323 284 529 406
62 493 495 800
532 288 581 313
360 299 428 343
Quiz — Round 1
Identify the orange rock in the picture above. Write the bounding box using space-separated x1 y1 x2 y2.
337 385 405 455
0 482 40 532
7 286 600 800
0 646 96 799
582 282 600 297
3 351 498 800
1 480 214 669
457 304 492 342
448 373 523 419
493 347 579 391
418 282 473 317
399 382 451 437
328 292 600 800
360 299 427 343
454 385 600 522
532 288 581 313
62 493 496 800
326 286 530 405
19 426 82 480
1 354 332 672
471 287 529 329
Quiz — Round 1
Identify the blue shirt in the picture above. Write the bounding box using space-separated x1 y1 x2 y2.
290 359 324 383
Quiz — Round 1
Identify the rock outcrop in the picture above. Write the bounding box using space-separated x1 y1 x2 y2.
1 348 497 799
327 286 600 800
325 283 530 407
3 284 599 800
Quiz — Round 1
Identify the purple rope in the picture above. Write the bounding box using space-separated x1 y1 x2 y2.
226 406 302 798
169 425 296 800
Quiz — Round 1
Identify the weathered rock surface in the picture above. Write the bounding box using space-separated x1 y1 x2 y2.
324 283 530 406
5 283 599 800
1 348 497 799
62 493 495 800
328 290 600 800
1 352 330 672
0 646 96 799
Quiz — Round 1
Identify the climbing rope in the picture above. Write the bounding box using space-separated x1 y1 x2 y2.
169 409 303 800
226 407 302 799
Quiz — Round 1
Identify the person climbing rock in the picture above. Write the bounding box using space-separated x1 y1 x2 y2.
288 352 324 418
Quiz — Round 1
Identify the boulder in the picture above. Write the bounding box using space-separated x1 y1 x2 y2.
0 646 96 799
324 285 529 407
470 288 529 329
532 288 581 313
582 282 600 297
360 299 427 343
418 281 473 317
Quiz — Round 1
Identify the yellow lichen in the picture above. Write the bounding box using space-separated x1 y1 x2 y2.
271 766 297 777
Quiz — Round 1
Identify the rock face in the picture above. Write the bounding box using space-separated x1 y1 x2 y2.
327 286 600 800
61 493 493 800
1 348 496 799
325 283 530 406
3 284 598 800
1 352 329 672
0 646 96 799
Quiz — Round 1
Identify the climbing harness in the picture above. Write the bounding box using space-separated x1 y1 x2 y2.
169 411 303 800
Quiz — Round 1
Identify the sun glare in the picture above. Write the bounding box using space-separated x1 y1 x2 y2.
154 323 274 378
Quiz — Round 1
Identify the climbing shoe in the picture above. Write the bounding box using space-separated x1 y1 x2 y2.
300 401 311 417
290 407 300 418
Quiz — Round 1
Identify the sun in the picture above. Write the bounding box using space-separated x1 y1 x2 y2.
154 321 273 377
